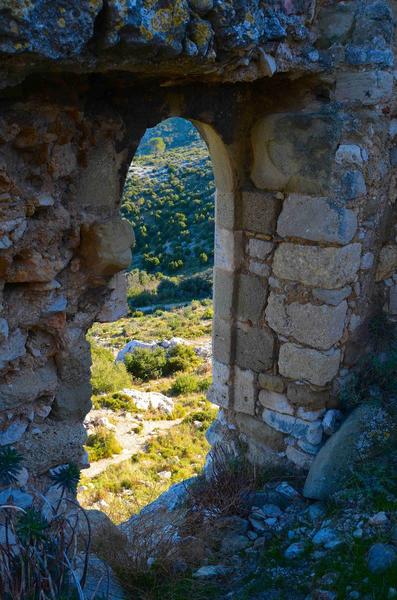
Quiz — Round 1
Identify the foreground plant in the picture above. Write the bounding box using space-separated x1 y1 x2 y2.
0 458 109 600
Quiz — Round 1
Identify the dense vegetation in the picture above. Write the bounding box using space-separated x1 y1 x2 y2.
121 117 215 308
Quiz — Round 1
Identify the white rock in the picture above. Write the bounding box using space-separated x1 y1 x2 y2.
0 418 29 445
122 389 174 415
322 409 342 436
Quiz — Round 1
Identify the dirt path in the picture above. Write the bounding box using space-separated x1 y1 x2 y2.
84 417 182 478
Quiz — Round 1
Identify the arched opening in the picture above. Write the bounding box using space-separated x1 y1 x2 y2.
78 117 233 523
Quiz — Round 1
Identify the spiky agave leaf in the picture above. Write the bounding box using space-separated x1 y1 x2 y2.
0 447 23 485
16 508 49 544
50 463 80 494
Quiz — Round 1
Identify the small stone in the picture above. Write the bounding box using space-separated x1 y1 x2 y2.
0 418 29 446
158 470 172 480
367 543 396 574
220 534 250 554
284 542 305 559
0 488 33 509
322 410 342 436
308 502 326 522
260 504 283 518
193 565 231 579
312 528 341 549
353 528 363 539
368 511 389 526
275 481 300 499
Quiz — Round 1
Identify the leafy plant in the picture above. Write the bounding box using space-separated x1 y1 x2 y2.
165 344 202 375
125 347 167 381
86 428 122 462
90 344 131 394
15 508 49 544
50 463 80 495
171 374 211 396
0 447 23 485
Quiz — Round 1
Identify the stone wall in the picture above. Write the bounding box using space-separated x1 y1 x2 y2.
0 0 397 503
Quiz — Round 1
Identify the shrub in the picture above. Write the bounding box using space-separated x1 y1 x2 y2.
125 347 167 381
92 392 136 413
90 344 131 394
165 344 201 375
171 374 211 396
86 428 122 462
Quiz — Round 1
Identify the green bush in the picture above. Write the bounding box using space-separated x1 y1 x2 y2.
92 392 136 413
90 344 131 394
165 344 201 375
85 428 122 462
171 373 211 396
125 347 167 381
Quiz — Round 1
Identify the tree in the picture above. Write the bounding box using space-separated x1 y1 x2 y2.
149 136 166 155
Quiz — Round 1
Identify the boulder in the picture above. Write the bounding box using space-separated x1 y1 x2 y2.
122 389 174 415
304 403 393 499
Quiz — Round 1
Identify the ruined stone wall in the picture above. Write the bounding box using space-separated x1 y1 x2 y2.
0 0 397 504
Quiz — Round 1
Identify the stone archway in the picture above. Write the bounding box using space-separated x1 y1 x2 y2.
0 0 396 505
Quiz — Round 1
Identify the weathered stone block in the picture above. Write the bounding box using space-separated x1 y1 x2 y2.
216 191 235 230
234 366 256 415
335 71 393 105
214 227 243 271
237 273 268 323
312 286 351 306
335 144 364 166
279 344 341 386
258 390 294 415
376 244 397 281
208 360 231 409
235 324 274 372
235 412 285 452
277 195 357 244
96 272 129 323
258 373 285 393
265 293 347 350
286 444 314 469
317 3 356 48
273 243 362 288
263 409 309 439
251 113 341 194
0 363 57 410
80 218 134 279
247 238 274 259
241 191 280 234
212 317 232 365
214 268 234 319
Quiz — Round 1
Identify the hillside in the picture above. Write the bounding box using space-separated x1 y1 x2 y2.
121 118 215 307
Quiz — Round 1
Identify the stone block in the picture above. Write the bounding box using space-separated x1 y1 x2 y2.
212 317 232 364
262 409 308 439
265 292 347 350
241 191 280 234
0 328 27 370
215 191 235 230
251 113 340 194
335 71 393 105
80 218 134 279
312 286 351 306
339 170 367 200
247 238 274 259
0 362 57 410
214 268 234 319
258 390 294 415
279 343 341 386
286 444 314 469
234 366 256 415
235 412 285 452
96 272 129 323
208 360 231 409
249 260 271 277
287 383 330 410
258 373 285 393
235 324 274 372
273 243 362 288
317 3 356 48
214 227 242 271
376 244 397 281
277 195 357 244
335 144 364 166
237 273 268 323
